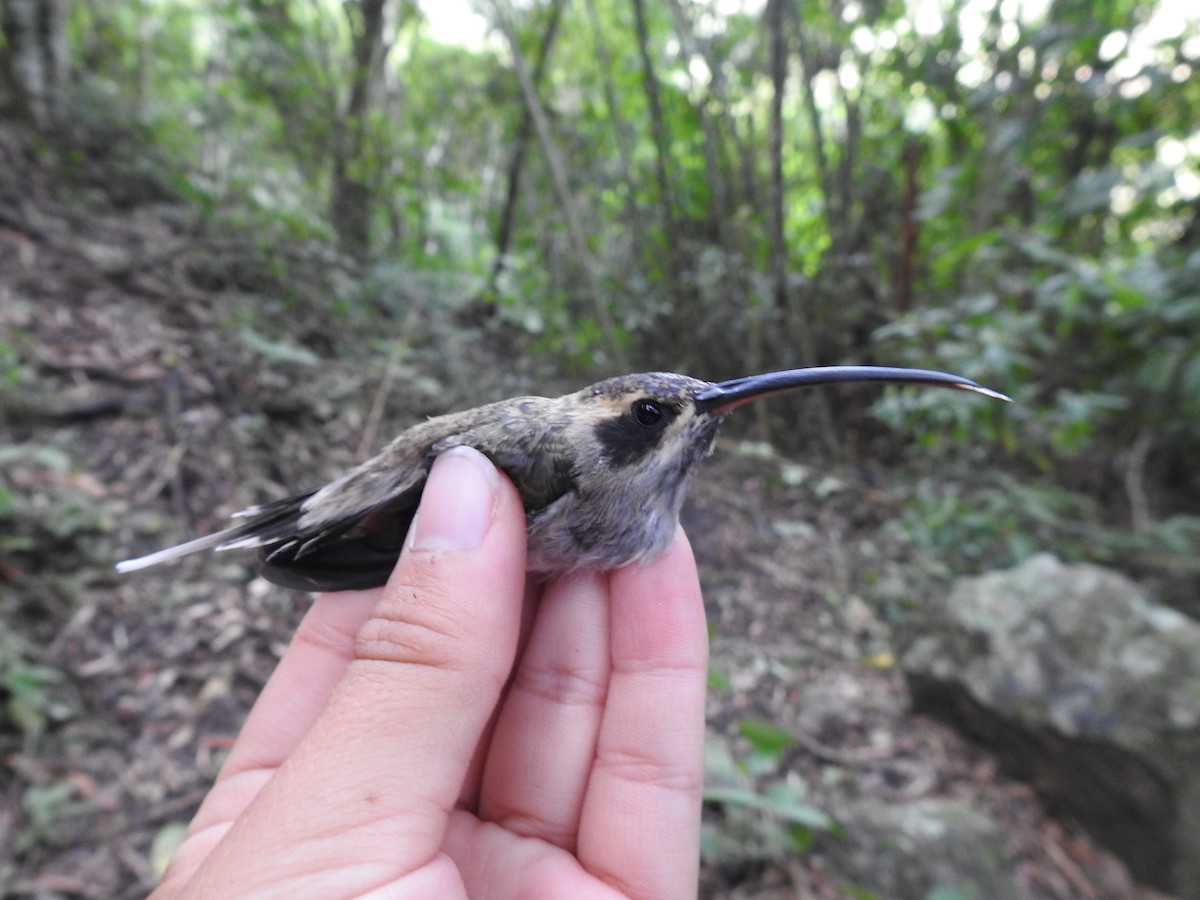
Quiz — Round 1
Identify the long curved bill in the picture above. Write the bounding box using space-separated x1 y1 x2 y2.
694 366 1011 415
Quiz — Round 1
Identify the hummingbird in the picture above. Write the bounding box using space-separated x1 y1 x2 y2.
116 366 1008 591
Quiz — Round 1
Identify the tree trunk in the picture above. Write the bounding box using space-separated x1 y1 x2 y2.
894 137 922 315
487 0 565 293
488 0 627 367
629 0 683 305
666 0 744 247
331 0 395 262
0 0 71 131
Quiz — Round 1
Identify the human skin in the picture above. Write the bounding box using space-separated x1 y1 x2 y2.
151 446 708 899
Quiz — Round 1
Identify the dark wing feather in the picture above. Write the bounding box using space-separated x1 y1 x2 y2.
256 483 427 591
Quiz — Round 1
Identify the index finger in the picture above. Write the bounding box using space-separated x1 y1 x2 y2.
172 449 530 896
222 588 383 776
181 586 381 838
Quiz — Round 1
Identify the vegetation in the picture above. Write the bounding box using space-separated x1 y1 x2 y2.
8 0 1195 554
2 0 1197 894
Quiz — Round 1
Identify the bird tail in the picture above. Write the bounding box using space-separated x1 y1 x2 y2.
115 494 313 574
115 528 241 573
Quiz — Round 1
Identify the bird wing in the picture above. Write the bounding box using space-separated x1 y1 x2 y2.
116 420 440 592
117 399 578 593
257 416 577 591
251 438 435 592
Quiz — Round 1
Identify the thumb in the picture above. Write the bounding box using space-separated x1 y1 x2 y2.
182 447 529 896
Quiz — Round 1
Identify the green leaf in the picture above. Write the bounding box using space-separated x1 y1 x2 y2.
738 718 797 757
927 887 976 900
702 785 833 830
707 666 732 692
239 328 320 367
151 822 190 876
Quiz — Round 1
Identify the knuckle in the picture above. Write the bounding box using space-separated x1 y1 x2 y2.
597 747 704 795
613 652 708 679
292 609 359 658
486 802 576 849
515 659 608 708
353 582 468 671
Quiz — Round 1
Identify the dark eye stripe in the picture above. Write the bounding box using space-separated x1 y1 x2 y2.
593 398 680 466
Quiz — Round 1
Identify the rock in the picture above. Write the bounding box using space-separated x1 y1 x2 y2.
814 796 1023 899
899 553 1200 897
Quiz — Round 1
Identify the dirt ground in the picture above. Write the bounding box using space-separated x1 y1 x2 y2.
0 138 1155 898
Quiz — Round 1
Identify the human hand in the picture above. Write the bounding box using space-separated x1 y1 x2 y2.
152 446 708 899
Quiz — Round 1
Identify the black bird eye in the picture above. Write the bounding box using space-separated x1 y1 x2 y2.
633 399 665 426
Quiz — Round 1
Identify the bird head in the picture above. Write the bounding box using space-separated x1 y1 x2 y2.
530 366 1009 573
574 364 1007 478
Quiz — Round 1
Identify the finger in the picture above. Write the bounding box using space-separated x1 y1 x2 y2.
444 810 629 900
184 587 382 836
157 586 387 894
476 569 611 848
577 530 708 900
175 447 529 896
456 578 545 810
221 589 382 776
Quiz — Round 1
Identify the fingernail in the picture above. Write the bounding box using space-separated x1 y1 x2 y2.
410 446 500 552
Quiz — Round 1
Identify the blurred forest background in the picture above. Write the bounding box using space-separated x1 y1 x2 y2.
1 0 1198 897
